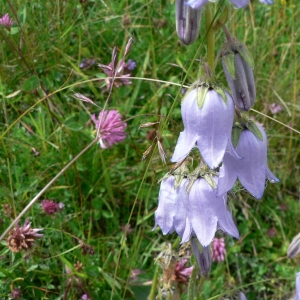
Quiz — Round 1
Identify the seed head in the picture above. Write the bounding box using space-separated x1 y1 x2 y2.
6 219 43 252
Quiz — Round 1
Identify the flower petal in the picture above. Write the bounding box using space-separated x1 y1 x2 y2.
197 91 234 169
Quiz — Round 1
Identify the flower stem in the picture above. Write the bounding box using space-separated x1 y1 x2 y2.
205 3 215 70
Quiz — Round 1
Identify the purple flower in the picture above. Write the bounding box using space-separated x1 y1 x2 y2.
269 103 282 115
154 176 239 247
91 110 127 148
0 13 14 28
295 272 300 300
176 0 202 45
41 199 64 215
217 123 279 199
171 87 235 169
125 59 136 71
11 288 21 299
259 0 273 4
212 237 226 262
185 0 249 9
7 219 43 252
174 258 194 289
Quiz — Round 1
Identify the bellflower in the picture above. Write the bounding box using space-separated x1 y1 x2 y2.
176 0 202 45
154 175 239 247
221 38 256 111
91 110 127 148
171 86 235 169
295 272 300 300
259 0 273 4
185 0 249 9
217 123 279 199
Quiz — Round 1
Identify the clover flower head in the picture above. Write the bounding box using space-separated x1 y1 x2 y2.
269 103 282 115
154 175 239 247
217 123 279 199
0 13 14 28
41 199 64 215
212 237 226 262
92 110 127 148
7 219 43 252
11 288 21 299
171 86 235 169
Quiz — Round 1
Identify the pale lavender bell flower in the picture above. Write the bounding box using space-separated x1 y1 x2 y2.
154 176 239 247
171 87 235 169
91 110 127 148
185 0 249 9
217 123 279 199
295 272 300 300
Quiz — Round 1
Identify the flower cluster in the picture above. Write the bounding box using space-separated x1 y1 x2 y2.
6 219 43 252
175 0 274 45
0 13 14 29
41 199 64 215
91 110 127 149
212 237 226 262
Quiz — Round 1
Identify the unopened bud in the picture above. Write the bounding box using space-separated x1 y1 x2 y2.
287 233 300 258
175 0 202 45
221 40 256 111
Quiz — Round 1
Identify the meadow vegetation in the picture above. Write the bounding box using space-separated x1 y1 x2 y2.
0 0 299 299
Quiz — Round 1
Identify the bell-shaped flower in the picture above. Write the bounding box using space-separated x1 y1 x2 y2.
176 0 202 45
295 272 300 300
217 123 279 199
185 0 249 9
171 86 235 169
154 174 239 247
221 36 256 111
181 176 239 246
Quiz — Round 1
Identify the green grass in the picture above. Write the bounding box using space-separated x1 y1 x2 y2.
0 0 299 299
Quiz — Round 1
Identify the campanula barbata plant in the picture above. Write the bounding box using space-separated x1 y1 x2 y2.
153 0 279 297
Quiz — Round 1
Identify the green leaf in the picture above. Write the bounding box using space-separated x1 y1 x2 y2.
22 75 39 92
63 116 84 131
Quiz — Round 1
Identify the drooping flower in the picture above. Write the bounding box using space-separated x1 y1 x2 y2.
0 13 14 28
6 219 43 252
154 175 239 247
220 34 256 111
212 237 226 262
191 237 211 277
41 199 64 215
185 0 249 9
171 86 235 169
175 0 202 45
295 272 300 300
217 123 279 199
91 110 127 148
287 233 300 259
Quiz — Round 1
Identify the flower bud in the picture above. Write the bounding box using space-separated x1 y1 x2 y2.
176 0 202 45
221 40 256 111
287 233 300 258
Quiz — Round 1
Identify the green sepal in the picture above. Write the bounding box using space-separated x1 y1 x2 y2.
247 119 263 141
215 86 227 105
239 44 254 69
222 52 236 79
232 124 243 148
203 173 217 189
196 86 208 109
